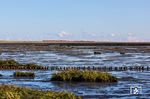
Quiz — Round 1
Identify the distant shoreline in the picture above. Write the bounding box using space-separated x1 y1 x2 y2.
0 40 150 46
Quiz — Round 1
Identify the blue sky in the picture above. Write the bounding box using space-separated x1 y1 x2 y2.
0 0 150 41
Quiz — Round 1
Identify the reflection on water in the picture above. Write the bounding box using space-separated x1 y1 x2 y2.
0 49 150 99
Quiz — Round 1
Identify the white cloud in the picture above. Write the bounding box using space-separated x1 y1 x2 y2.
111 33 115 37
127 32 145 42
57 31 71 38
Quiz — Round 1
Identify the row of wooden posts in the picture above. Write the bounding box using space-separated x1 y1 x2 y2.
0 66 149 71
49 66 150 71
0 66 49 70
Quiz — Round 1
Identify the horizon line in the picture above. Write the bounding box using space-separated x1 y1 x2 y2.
0 40 150 43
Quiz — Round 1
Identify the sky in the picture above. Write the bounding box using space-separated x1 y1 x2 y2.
0 0 150 41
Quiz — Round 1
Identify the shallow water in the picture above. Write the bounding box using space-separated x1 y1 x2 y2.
0 49 150 99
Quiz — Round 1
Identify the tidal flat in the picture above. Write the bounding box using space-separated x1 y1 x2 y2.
0 43 150 99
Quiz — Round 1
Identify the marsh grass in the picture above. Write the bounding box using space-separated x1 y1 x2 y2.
13 71 35 78
0 85 81 99
51 70 117 82
0 59 45 70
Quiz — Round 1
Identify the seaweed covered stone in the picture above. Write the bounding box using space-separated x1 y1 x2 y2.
13 71 35 78
51 70 117 82
0 59 46 70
